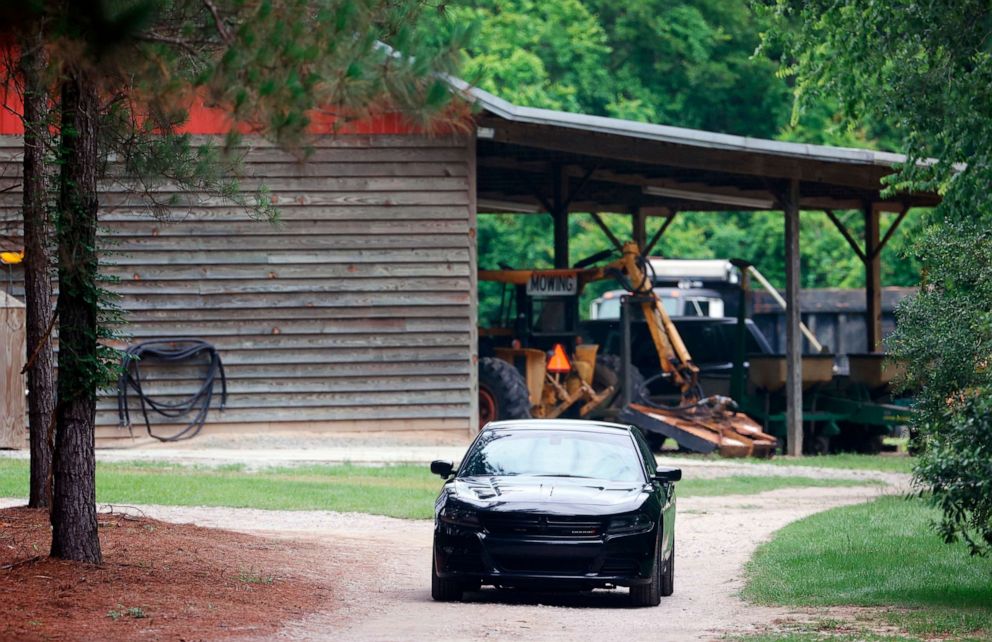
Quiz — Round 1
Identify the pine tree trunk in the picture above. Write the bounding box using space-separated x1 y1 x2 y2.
50 71 102 564
19 31 55 510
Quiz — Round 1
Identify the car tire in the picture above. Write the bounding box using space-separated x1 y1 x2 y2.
630 529 663 607
660 542 674 597
478 357 531 429
431 557 464 602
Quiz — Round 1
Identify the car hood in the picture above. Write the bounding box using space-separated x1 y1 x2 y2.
450 476 650 516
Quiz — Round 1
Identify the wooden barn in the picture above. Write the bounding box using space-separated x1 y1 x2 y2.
0 80 939 446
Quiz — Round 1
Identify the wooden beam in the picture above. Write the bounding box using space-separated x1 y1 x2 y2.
588 212 624 252
784 178 803 456
865 203 882 352
483 118 897 192
823 209 867 262
515 170 554 214
873 205 909 259
563 165 597 209
632 206 646 249
643 211 677 256
571 167 777 208
552 162 569 268
466 133 480 436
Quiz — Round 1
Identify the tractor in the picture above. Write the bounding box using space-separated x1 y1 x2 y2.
477 242 779 457
476 253 631 427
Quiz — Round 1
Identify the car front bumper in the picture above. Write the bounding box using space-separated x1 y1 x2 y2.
434 520 658 588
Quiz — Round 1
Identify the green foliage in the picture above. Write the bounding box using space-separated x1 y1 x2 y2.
765 0 992 553
912 392 992 555
458 0 922 321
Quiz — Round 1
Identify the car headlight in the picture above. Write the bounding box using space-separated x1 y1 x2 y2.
439 503 481 527
607 513 654 535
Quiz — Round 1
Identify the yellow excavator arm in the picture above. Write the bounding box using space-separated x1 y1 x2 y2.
616 242 700 400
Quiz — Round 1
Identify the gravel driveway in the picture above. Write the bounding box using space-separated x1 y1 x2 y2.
113 481 895 642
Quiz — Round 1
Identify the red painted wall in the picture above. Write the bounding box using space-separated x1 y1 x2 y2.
0 91 421 136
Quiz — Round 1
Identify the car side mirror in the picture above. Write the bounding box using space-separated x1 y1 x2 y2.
430 460 455 478
653 466 682 483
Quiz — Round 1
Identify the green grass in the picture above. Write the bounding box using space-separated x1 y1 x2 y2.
668 452 915 474
677 475 876 497
758 453 914 474
0 459 879 520
741 496 992 641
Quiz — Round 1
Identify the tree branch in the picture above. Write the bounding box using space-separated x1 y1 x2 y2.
202 0 233 45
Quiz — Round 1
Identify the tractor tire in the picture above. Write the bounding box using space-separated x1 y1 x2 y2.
593 354 647 409
478 357 531 429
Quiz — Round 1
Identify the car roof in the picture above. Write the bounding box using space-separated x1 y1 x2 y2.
482 419 633 434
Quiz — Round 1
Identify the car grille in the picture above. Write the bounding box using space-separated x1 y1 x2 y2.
492 554 591 575
483 514 604 538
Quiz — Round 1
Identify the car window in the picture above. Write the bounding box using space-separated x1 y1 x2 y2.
459 430 645 482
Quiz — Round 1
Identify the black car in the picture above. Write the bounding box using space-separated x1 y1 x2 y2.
430 419 680 607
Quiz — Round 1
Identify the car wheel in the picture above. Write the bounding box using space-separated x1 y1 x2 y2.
431 557 464 602
660 542 674 597
630 530 662 607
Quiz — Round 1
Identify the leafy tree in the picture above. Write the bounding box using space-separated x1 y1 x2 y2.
765 0 992 554
1 0 465 562
454 0 919 318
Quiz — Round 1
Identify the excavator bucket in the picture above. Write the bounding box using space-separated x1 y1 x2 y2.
619 400 778 458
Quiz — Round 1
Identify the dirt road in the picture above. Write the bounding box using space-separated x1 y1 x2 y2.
125 482 894 642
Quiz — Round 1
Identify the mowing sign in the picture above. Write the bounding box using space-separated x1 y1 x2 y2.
526 272 578 297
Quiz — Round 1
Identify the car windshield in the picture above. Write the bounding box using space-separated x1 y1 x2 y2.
459 429 645 482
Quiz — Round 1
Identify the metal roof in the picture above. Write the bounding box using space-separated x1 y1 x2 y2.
451 78 907 169
446 75 939 214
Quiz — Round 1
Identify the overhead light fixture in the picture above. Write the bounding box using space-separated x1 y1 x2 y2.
477 198 542 214
642 185 775 210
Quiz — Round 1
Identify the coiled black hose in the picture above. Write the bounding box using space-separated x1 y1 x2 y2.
117 339 227 442
635 370 734 413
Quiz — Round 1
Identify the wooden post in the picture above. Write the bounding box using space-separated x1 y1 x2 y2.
466 133 480 435
552 163 569 268
784 179 803 456
632 206 646 250
0 291 27 449
864 203 882 352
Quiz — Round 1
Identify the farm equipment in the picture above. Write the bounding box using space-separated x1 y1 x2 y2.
478 241 779 457
726 265 914 454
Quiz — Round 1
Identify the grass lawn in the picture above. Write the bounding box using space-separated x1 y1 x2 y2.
0 458 877 519
742 496 992 641
666 452 915 474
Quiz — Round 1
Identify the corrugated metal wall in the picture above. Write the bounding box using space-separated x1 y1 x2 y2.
0 134 478 442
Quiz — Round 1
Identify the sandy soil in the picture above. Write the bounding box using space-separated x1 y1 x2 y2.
108 482 895 642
